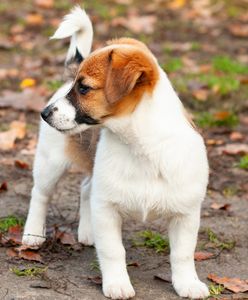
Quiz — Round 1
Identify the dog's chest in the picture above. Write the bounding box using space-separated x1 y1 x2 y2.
94 133 171 218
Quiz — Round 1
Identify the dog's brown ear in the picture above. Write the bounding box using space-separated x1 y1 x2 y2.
104 49 145 104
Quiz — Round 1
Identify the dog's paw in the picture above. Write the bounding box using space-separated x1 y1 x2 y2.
103 280 135 299
173 278 209 299
22 233 46 247
78 226 94 246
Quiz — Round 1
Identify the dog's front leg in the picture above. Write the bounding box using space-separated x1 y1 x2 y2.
92 202 135 300
169 208 209 299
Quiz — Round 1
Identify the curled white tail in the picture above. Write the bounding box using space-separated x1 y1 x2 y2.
50 6 93 64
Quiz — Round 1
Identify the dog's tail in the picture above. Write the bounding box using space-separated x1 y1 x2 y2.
50 6 93 65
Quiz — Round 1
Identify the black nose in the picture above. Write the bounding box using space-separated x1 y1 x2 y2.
41 105 56 121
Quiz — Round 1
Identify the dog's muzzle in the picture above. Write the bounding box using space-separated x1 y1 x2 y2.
41 104 57 123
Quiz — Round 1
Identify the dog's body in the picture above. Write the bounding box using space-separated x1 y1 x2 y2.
23 7 209 299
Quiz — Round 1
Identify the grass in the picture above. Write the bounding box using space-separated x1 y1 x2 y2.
195 111 238 128
134 230 169 253
213 56 248 75
163 58 183 73
0 215 24 232
209 283 224 297
90 259 100 272
222 185 239 197
11 266 47 277
46 79 63 92
237 155 248 170
206 228 235 250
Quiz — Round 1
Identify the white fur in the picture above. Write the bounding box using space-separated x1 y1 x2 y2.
50 5 93 64
23 7 209 300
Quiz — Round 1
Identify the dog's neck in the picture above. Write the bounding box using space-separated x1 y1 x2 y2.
105 68 191 156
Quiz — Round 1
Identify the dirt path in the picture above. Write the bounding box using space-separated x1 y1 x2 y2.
0 0 248 299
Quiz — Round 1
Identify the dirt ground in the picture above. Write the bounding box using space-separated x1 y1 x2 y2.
0 0 248 299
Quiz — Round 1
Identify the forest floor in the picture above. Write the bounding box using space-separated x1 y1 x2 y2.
0 0 248 299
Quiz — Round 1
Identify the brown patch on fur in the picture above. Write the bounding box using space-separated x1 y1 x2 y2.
65 128 100 174
68 39 159 121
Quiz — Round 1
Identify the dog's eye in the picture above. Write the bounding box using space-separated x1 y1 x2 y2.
78 83 91 95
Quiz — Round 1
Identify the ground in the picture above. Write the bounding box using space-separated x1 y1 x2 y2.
0 0 248 299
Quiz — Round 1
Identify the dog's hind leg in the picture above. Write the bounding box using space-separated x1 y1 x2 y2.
22 121 71 246
78 177 94 246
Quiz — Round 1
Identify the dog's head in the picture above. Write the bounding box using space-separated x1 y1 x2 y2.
41 38 159 134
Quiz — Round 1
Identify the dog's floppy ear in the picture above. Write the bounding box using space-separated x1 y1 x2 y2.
104 49 145 104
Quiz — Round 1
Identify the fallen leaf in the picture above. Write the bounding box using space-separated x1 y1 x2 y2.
112 14 156 34
20 78 36 89
206 139 224 146
210 203 231 211
14 160 30 170
19 250 43 263
214 111 231 121
56 230 76 245
229 24 248 38
35 0 54 9
0 89 46 112
3 225 23 245
87 276 102 285
192 89 209 101
194 251 215 261
6 248 18 258
168 0 187 10
217 144 248 156
154 273 172 283
0 182 8 192
230 132 244 141
26 13 44 26
0 121 26 151
208 274 248 293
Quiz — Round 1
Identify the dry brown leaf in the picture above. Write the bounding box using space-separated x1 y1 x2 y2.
0 89 46 112
217 144 248 156
112 14 156 34
192 89 209 101
208 274 248 293
2 225 23 245
56 230 76 245
35 0 54 9
19 250 43 263
0 121 26 151
229 24 248 38
0 182 8 192
14 160 30 170
230 132 244 142
194 251 215 261
210 203 231 211
26 13 44 26
206 139 224 146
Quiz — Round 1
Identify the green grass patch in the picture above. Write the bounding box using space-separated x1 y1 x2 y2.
213 56 248 75
206 228 235 250
195 111 238 128
11 267 47 277
200 74 240 95
90 259 100 272
134 230 169 253
0 215 24 232
46 79 63 92
163 58 183 73
191 41 201 51
237 155 248 170
209 283 224 297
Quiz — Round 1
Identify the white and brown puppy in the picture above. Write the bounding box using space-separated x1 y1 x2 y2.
23 6 210 300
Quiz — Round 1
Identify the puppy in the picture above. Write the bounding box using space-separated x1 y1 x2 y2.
23 6 210 300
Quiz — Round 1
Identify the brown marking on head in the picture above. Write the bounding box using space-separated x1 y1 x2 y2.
66 39 159 124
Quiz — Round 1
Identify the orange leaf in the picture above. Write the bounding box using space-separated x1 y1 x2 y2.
210 203 231 211
35 0 54 9
192 89 209 101
208 274 248 293
19 250 43 263
229 24 248 38
213 111 230 121
56 230 76 245
26 13 44 26
230 132 244 141
168 0 187 10
194 251 214 261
